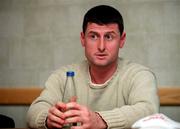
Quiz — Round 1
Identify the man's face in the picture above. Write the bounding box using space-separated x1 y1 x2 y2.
80 22 126 68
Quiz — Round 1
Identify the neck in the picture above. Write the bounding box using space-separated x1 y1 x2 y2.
89 61 118 84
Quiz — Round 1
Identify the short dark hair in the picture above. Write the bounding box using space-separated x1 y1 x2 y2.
82 5 124 36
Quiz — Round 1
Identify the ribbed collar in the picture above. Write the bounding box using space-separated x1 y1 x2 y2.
86 58 122 89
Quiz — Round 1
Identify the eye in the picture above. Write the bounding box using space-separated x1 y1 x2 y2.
89 33 98 40
104 34 114 41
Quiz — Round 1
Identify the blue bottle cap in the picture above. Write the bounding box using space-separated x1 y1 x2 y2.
66 71 75 77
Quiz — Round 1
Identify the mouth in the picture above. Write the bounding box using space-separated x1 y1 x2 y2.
95 53 108 60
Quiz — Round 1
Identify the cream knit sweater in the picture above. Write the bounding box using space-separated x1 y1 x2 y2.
27 58 159 129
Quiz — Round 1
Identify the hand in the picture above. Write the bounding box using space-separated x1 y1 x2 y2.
64 102 107 129
46 96 77 129
46 102 66 129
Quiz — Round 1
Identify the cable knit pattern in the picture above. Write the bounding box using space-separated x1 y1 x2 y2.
36 110 48 129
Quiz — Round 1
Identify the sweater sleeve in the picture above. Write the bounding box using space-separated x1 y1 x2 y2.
26 71 65 129
97 70 159 129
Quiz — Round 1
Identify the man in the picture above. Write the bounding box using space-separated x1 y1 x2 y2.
27 5 159 129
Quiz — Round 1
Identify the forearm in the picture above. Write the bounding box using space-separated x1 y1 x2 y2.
97 101 159 129
27 103 49 129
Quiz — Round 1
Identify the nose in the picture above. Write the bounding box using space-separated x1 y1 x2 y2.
98 37 105 52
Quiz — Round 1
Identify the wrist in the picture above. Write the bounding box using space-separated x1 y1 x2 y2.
95 112 107 129
45 117 49 129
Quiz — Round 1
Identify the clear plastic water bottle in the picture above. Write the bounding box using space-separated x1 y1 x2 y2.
62 71 77 128
62 71 76 103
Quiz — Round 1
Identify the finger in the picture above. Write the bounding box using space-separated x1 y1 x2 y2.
49 106 65 119
55 102 67 111
66 102 81 110
47 118 63 129
48 112 65 125
51 122 63 128
47 115 64 128
65 116 82 124
64 109 80 118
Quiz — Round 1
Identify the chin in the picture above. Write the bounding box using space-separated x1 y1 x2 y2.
92 61 110 67
87 57 114 67
93 58 118 67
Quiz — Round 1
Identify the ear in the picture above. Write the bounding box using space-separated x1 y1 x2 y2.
119 32 126 48
80 32 85 47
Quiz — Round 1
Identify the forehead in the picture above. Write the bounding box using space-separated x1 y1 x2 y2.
86 22 119 34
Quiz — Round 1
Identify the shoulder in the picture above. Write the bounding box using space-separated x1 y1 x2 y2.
44 60 88 86
51 60 88 78
118 58 152 73
118 58 156 80
118 58 157 97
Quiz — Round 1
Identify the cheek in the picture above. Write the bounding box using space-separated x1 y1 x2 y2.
111 48 119 57
84 45 94 56
107 43 120 53
85 42 97 52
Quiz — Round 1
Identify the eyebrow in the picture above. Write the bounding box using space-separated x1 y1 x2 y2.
105 31 119 35
86 31 98 34
86 31 119 35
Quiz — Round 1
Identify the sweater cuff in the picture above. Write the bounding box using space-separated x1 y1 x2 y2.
36 110 48 129
97 109 127 128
